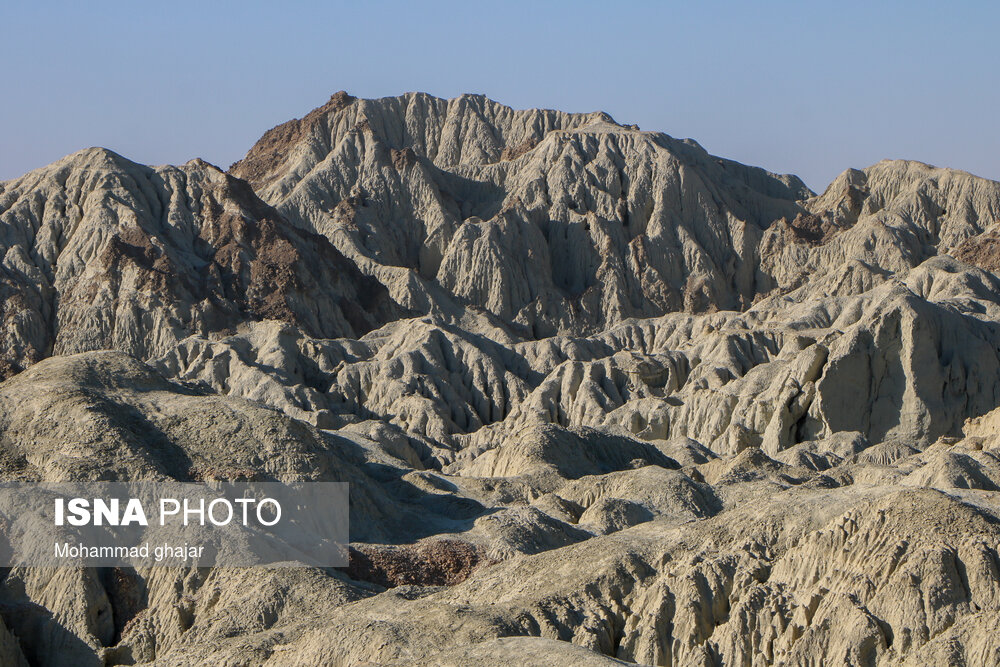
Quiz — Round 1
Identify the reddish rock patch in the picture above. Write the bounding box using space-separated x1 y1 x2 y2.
197 173 396 338
391 147 417 170
99 225 179 294
499 138 538 161
953 232 1000 274
344 540 494 588
230 91 357 189
786 213 829 244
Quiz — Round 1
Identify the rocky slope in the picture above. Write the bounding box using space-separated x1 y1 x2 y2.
0 148 397 379
0 92 999 665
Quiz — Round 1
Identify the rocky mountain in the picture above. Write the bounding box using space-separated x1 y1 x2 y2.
0 148 397 379
231 91 811 336
0 92 999 665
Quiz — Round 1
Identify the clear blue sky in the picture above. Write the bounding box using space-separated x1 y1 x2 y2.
2 1 997 191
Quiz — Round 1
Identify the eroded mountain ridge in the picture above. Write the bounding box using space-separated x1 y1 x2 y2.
0 92 998 665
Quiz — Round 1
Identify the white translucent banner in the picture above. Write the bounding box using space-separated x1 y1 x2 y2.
0 482 349 567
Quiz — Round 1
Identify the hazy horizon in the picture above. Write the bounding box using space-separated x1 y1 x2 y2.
2 1 997 192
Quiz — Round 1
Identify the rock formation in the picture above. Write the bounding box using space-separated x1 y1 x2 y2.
0 92 999 664
0 148 397 380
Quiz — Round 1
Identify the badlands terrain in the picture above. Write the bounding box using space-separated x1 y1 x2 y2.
0 91 999 665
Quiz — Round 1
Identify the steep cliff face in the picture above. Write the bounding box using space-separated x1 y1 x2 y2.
2 93 1000 665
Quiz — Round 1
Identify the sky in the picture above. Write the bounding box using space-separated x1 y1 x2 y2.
1 1 997 192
